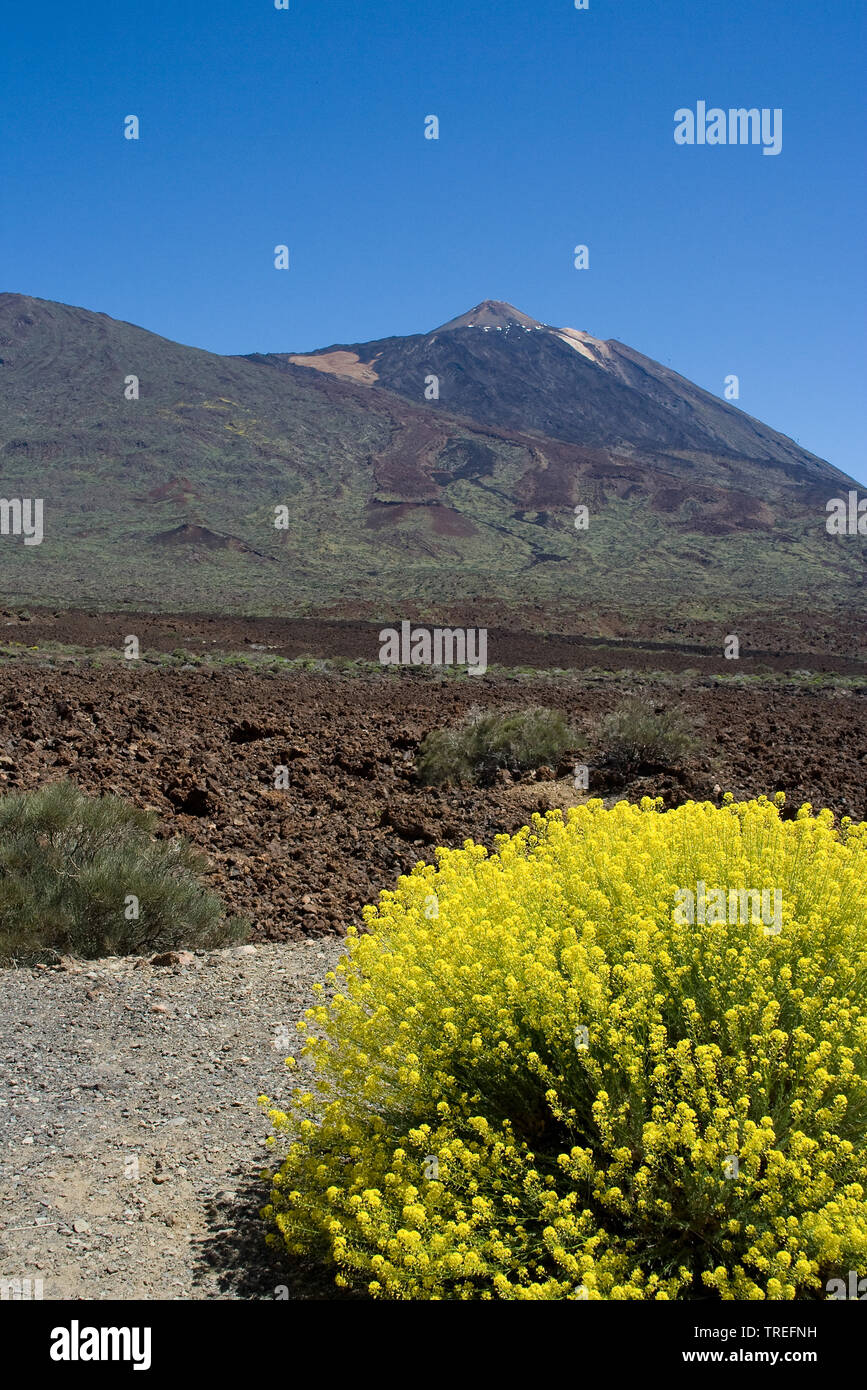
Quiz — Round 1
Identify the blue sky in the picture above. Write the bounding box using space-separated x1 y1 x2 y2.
2 0 864 481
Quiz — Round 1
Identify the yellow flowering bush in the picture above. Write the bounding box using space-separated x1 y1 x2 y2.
261 795 867 1299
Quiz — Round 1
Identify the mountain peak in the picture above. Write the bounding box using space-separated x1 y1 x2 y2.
434 300 544 332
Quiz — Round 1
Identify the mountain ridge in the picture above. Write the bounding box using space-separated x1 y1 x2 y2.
0 291 862 657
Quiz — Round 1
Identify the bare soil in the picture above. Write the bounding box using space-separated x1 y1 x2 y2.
0 941 346 1300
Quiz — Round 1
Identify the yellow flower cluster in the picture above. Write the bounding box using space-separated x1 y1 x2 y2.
260 795 867 1299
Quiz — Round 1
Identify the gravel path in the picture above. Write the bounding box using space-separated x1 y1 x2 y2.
0 940 347 1300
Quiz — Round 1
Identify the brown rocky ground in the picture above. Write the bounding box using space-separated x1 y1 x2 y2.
0 647 864 944
5 607 867 671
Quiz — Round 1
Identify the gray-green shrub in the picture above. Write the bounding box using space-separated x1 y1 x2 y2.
417 706 576 786
0 781 247 966
601 694 696 773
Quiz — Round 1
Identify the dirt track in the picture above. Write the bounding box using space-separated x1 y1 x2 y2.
0 940 345 1300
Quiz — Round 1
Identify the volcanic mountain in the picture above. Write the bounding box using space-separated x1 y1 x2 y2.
265 299 835 474
0 292 862 658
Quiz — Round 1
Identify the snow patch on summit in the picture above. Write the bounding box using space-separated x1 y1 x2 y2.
435 300 544 332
